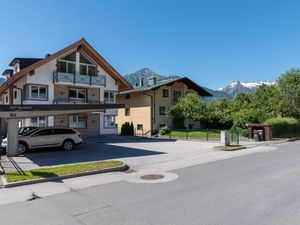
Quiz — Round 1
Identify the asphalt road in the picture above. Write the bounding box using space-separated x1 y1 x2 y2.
0 141 300 225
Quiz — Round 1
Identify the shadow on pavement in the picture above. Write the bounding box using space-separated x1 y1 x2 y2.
23 137 166 167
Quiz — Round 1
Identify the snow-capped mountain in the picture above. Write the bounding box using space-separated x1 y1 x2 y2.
218 80 275 97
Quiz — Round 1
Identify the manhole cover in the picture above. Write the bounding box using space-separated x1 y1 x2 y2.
140 174 164 180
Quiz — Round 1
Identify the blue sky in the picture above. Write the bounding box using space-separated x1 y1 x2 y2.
1 0 300 89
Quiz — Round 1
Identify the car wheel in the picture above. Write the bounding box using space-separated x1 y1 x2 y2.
62 140 74 151
18 142 28 154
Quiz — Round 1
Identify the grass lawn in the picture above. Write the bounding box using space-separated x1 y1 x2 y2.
164 129 221 139
4 160 123 183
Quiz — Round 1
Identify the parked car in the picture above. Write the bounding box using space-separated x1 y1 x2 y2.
1 126 38 140
1 127 82 154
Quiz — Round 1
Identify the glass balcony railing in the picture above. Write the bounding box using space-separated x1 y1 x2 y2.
53 71 106 86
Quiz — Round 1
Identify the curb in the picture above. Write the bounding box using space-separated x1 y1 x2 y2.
1 164 129 188
214 146 247 151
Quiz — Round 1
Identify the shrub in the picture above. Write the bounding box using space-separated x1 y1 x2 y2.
264 117 300 137
159 126 171 135
240 129 249 137
121 122 134 136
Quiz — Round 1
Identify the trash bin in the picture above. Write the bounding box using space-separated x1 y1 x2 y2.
258 130 264 141
253 130 260 141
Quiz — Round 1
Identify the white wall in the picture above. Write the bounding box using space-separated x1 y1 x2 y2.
2 48 121 135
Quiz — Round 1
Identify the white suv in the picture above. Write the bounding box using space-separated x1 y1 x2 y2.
1 127 82 154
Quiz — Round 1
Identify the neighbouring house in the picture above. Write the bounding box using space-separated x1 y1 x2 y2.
116 76 212 135
0 38 132 137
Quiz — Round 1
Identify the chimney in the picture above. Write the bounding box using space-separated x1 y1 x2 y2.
148 75 157 86
140 77 145 87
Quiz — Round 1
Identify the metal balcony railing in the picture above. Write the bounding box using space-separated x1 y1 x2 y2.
53 98 105 105
53 71 106 87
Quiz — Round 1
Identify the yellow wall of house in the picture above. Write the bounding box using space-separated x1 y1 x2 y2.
116 81 202 135
116 92 152 135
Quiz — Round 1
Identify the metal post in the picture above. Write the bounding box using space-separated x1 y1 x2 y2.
206 128 209 141
6 119 19 156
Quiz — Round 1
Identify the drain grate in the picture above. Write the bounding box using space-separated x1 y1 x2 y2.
140 174 164 180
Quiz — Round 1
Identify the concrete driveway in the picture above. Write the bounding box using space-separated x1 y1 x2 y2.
1 135 275 174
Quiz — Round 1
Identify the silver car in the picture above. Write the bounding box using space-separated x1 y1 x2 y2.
1 127 82 154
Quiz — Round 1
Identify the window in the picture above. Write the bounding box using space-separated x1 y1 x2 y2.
125 94 131 99
137 124 143 130
104 115 116 128
104 91 115 103
25 85 48 100
30 117 47 127
53 129 76 135
159 106 166 115
34 129 53 136
5 96 8 103
57 52 76 74
14 90 17 99
79 53 96 76
29 70 35 76
62 52 76 61
69 115 86 128
69 88 86 102
57 61 75 74
172 90 182 103
125 108 130 116
162 89 169 98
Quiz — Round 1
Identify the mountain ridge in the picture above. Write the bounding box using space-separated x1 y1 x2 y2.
123 68 274 99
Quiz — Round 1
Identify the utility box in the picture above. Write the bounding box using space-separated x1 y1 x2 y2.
221 130 230 146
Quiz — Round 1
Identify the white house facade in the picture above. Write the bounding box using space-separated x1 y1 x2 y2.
0 39 132 137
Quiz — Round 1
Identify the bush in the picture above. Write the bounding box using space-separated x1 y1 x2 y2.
159 126 171 135
264 117 300 137
240 129 249 137
121 122 134 136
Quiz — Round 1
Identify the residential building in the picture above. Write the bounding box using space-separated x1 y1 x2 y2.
0 38 132 137
116 77 212 135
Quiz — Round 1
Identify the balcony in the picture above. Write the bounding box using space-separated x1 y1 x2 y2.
53 71 106 87
53 98 105 105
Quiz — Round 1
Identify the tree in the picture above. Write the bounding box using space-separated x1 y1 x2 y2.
277 68 300 118
206 97 233 128
168 92 207 128
252 84 280 118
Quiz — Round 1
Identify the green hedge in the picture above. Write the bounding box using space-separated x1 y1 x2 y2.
264 117 300 137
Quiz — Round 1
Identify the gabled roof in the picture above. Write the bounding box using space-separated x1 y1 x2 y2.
2 69 13 76
9 58 43 69
0 38 132 93
120 77 212 96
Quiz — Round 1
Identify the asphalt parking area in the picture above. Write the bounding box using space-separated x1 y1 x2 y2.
0 136 173 172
